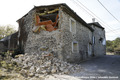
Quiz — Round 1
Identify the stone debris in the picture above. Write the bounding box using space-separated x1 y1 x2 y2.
12 52 81 77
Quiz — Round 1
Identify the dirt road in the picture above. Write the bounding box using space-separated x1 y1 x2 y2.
46 55 120 80
72 55 120 80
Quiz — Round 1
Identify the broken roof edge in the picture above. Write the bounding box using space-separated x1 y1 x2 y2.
34 3 65 8
88 22 104 29
16 3 94 31
16 3 64 22
35 3 94 31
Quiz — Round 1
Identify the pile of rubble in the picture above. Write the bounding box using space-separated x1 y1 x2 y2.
12 52 81 77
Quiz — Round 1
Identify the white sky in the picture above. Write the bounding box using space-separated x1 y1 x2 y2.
0 0 120 40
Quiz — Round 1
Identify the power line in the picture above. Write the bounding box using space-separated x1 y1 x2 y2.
75 0 115 30
74 0 113 30
70 0 120 36
106 28 120 33
69 0 94 18
97 0 120 23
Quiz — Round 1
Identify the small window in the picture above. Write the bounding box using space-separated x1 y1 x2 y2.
99 37 103 43
72 41 79 53
70 18 76 34
99 38 106 45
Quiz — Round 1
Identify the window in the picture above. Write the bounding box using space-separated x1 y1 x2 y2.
99 37 103 43
93 36 95 44
72 41 79 53
70 18 76 34
88 43 92 56
99 38 106 45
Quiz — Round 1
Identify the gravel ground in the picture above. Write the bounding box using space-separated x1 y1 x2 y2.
46 55 120 80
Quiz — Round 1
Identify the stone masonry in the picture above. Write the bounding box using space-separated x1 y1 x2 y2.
89 22 106 56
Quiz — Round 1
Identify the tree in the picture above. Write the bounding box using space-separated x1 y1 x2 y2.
106 37 120 53
113 37 120 47
106 40 114 52
0 25 16 39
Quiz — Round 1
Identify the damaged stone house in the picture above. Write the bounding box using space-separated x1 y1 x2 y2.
0 3 106 62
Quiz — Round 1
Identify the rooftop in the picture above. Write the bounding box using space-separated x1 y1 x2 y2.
88 22 104 29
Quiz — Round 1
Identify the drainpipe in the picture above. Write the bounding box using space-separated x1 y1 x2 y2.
92 28 94 57
92 18 95 57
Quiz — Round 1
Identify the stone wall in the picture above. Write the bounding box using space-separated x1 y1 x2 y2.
18 10 36 53
91 25 106 56
59 10 93 62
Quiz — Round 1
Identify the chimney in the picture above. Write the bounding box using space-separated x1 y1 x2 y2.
92 18 95 22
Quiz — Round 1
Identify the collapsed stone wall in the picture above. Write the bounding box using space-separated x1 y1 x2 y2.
12 53 81 77
23 8 66 61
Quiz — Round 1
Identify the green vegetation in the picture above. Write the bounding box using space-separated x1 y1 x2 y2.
0 25 16 39
0 52 22 80
106 37 120 54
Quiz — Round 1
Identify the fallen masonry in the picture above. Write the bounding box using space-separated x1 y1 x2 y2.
12 52 81 78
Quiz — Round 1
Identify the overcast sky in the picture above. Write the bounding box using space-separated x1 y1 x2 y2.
0 0 120 40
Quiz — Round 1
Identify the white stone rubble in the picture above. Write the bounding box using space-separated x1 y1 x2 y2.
12 52 81 77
